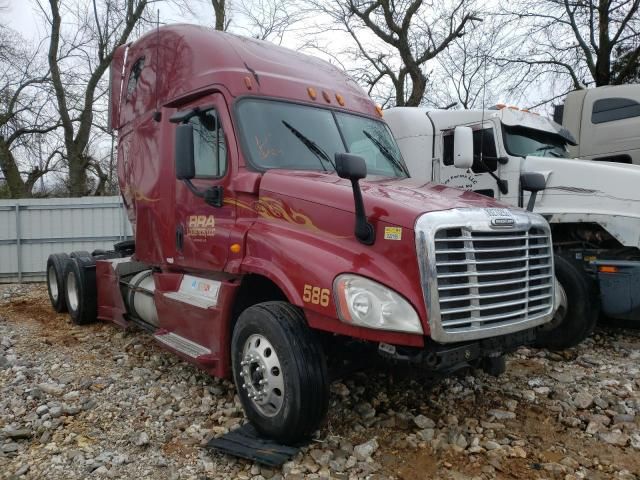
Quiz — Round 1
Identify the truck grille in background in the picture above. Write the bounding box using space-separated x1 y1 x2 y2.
433 227 553 334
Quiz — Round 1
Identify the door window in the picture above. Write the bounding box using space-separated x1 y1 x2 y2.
592 97 640 124
126 57 145 99
443 127 498 173
189 109 227 178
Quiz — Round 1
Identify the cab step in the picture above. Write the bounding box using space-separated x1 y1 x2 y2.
153 331 212 358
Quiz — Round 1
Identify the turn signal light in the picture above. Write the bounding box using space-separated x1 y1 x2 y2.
598 265 619 273
230 243 241 254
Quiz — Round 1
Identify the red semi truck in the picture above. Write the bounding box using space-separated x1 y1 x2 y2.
45 25 557 443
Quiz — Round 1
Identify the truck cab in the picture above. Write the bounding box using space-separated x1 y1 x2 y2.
386 106 640 332
556 85 640 165
45 25 556 444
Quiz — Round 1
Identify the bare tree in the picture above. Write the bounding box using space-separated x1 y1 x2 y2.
498 0 640 92
430 15 510 110
38 0 152 197
0 25 62 198
234 0 304 44
308 0 481 107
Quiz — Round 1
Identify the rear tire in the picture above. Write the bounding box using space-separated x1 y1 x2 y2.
64 256 98 325
231 302 329 444
46 253 69 313
536 255 599 350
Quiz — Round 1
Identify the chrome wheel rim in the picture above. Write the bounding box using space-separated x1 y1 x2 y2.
239 334 284 417
543 278 568 331
48 266 58 302
66 271 79 312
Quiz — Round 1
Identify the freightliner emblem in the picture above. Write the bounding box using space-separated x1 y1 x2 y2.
484 208 515 228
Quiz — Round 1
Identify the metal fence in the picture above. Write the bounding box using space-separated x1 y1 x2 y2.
0 196 132 283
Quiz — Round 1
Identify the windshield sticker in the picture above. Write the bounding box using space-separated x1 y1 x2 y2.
255 134 281 159
187 215 216 240
384 226 402 240
442 173 478 190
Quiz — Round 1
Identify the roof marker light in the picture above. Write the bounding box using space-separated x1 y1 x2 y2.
243 76 252 90
307 87 317 100
375 105 383 117
335 93 345 106
322 90 331 103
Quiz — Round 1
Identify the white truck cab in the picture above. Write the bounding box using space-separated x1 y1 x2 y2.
386 106 640 345
555 85 640 165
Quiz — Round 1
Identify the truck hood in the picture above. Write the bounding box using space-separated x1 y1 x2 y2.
524 156 640 247
259 170 506 229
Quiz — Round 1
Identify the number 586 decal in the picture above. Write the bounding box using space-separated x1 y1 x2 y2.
303 284 330 307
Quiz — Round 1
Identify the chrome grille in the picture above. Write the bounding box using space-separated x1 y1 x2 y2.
415 208 554 343
435 227 553 331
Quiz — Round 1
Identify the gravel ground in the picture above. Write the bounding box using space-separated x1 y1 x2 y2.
0 283 639 480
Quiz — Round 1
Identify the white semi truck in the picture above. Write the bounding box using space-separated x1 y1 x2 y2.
385 106 640 348
554 84 640 165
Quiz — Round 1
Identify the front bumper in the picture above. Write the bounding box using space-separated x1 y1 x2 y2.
378 327 537 372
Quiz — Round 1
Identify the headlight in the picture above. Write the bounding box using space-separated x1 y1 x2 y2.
333 274 423 334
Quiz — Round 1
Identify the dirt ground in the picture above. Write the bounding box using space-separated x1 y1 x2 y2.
1 284 639 479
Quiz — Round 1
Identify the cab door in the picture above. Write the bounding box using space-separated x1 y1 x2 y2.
172 93 235 272
438 125 502 199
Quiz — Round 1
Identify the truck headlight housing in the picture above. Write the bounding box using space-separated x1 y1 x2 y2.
334 274 423 334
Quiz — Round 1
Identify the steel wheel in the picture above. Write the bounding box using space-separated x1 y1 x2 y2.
239 334 285 417
66 270 79 312
48 266 59 302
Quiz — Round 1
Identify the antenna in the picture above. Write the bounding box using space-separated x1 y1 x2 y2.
152 9 161 122
479 52 487 164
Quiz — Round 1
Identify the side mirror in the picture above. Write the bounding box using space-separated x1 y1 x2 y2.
453 126 474 169
520 172 547 212
175 123 195 180
335 152 367 180
520 172 547 193
334 152 374 245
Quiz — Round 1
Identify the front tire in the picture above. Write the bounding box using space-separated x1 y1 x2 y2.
231 302 329 444
46 253 69 313
536 255 599 349
64 256 98 325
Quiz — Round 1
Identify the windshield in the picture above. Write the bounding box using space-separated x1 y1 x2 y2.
502 124 569 158
236 98 408 177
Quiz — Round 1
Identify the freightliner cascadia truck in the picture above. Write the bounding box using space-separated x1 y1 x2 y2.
45 25 557 443
385 106 640 347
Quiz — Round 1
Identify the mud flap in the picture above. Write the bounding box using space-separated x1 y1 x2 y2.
206 423 302 467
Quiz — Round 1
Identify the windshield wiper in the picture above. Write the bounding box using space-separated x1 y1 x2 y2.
282 120 335 171
362 130 409 176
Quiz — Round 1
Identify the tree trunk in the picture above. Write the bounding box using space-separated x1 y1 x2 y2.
0 139 28 198
595 0 611 86
67 149 88 197
212 0 226 31
405 69 427 106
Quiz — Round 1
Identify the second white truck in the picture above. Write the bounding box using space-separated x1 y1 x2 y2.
385 106 640 348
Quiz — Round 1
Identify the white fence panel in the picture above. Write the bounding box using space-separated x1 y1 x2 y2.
0 196 132 283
